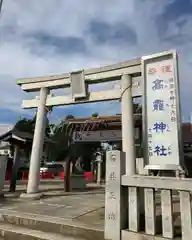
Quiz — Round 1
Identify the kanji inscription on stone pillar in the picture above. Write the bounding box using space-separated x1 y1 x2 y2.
105 150 126 240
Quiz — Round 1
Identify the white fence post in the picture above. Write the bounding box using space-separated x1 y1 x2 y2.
105 150 127 240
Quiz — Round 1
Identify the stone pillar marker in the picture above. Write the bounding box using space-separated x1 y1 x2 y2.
95 152 102 185
97 161 101 184
22 87 49 197
97 162 101 184
105 151 126 240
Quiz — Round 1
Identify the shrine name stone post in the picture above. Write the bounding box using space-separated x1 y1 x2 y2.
105 151 127 240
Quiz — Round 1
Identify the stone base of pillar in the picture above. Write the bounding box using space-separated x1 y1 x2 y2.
5 192 18 198
96 180 101 185
20 192 43 200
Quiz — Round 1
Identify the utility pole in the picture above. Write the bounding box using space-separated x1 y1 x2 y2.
0 0 4 16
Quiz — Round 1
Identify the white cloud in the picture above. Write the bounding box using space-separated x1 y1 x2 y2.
0 0 192 121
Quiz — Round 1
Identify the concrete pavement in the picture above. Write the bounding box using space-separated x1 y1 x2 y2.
0 181 183 239
0 183 104 239
0 182 105 239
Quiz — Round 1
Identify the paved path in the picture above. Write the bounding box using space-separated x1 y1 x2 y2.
1 182 105 231
0 182 183 238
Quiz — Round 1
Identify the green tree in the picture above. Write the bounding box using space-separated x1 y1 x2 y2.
92 112 98 117
14 118 35 133
14 115 52 160
48 117 72 162
65 115 75 120
133 103 142 114
15 114 51 137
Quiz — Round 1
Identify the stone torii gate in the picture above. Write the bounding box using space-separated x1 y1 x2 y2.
17 50 192 240
16 57 141 198
16 50 183 201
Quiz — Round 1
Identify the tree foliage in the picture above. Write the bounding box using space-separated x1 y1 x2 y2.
92 112 98 117
48 120 70 161
15 114 50 137
14 118 35 134
133 103 142 114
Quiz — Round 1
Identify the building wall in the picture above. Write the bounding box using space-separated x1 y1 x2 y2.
0 148 10 155
0 141 11 156
0 124 13 156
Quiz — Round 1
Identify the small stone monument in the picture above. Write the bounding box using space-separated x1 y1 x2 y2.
70 156 86 190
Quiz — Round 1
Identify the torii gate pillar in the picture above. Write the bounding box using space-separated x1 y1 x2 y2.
121 74 136 175
22 87 49 197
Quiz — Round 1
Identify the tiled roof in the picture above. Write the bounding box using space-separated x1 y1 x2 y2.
0 127 54 143
66 114 141 123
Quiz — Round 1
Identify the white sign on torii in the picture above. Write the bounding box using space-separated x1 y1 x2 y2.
142 51 184 171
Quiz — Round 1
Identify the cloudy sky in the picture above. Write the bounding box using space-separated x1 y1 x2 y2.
0 0 192 125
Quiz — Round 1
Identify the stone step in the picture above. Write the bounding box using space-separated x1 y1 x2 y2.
0 211 104 240
0 222 85 240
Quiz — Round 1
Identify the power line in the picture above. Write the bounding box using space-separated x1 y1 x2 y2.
0 0 4 17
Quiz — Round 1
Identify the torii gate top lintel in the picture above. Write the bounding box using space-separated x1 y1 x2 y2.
16 57 142 109
16 57 141 86
16 50 177 111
